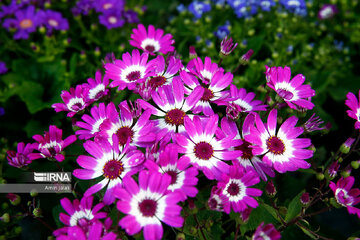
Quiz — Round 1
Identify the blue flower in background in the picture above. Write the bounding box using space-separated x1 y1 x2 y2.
177 3 186 13
214 20 230 39
279 0 307 16
188 1 211 19
334 40 344 51
259 0 276 11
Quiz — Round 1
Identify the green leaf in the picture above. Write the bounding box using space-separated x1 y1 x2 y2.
52 204 64 228
285 190 305 223
262 203 281 223
240 204 277 235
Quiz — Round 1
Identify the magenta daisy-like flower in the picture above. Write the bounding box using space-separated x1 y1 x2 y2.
208 186 224 212
114 171 184 240
137 77 204 135
330 176 360 218
30 125 76 162
97 103 156 149
265 66 315 110
174 115 242 180
180 68 232 116
82 69 110 102
245 109 313 173
7 142 35 168
228 85 267 113
105 49 155 90
52 84 90 117
55 220 118 240
147 55 183 89
345 90 360 130
73 137 145 205
217 165 262 214
252 222 281 240
75 102 118 140
53 196 107 237
130 24 175 55
146 144 198 200
187 56 223 85
220 115 274 181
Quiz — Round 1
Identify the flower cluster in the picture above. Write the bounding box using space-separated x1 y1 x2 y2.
72 0 139 29
6 22 360 240
1 2 69 39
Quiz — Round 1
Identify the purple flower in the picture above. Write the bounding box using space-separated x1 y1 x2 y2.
30 125 77 162
303 113 325 133
0 61 8 74
259 0 276 11
330 176 360 218
220 36 238 56
53 196 107 237
82 69 110 102
217 165 262 213
345 90 360 130
245 109 313 173
73 137 145 205
7 142 35 168
38 9 69 32
279 0 307 16
99 9 125 29
94 0 124 13
52 84 91 117
252 222 281 240
318 4 338 20
0 0 22 18
145 144 199 200
208 186 224 212
2 5 41 39
114 171 184 239
265 66 316 110
188 1 211 19
123 9 139 23
71 0 95 16
174 115 242 180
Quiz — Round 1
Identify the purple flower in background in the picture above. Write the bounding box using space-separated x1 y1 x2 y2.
82 69 110 102
94 0 124 13
2 5 40 39
259 0 276 11
124 10 139 23
72 0 95 16
220 36 238 56
318 4 338 20
302 113 325 133
39 9 69 32
99 9 125 29
0 0 22 18
188 1 211 19
0 61 8 74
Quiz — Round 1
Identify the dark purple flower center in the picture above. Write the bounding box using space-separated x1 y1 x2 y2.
277 89 294 100
103 159 124 180
149 76 167 88
116 126 134 146
145 45 155 53
20 19 33 29
165 109 186 126
208 198 219 209
200 87 214 102
235 140 253 160
194 142 213 160
126 71 141 82
266 136 285 155
165 170 177 185
71 103 83 111
227 182 240 196
138 199 157 217
48 147 57 156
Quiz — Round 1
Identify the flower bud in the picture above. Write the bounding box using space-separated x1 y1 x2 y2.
30 190 38 197
14 226 22 235
340 138 355 154
176 233 185 240
265 181 276 197
300 192 310 206
327 161 340 179
94 47 101 57
316 173 325 180
0 213 10 223
189 46 197 59
6 193 20 206
33 208 42 217
351 160 360 169
239 207 252 223
188 199 198 214
189 226 197 235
